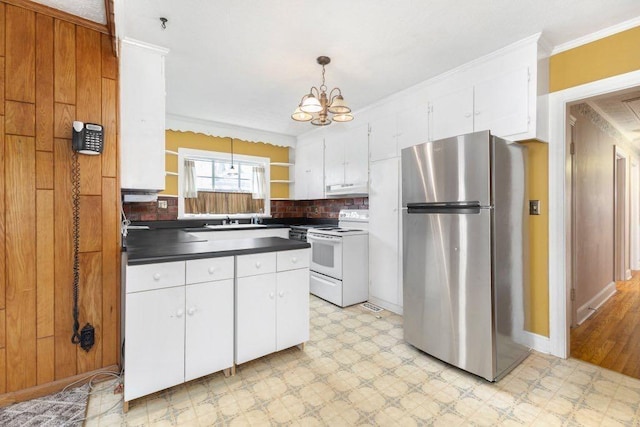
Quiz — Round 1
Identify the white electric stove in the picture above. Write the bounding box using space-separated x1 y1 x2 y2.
307 210 369 307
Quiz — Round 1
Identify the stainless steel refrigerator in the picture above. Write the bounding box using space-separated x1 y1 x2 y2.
401 130 530 381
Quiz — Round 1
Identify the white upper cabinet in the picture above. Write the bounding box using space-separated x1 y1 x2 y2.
323 123 369 195
294 135 325 200
369 115 397 162
119 38 169 191
429 86 474 142
370 105 430 162
427 34 548 142
474 67 530 137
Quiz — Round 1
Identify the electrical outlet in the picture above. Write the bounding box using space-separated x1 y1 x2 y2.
529 200 541 215
80 323 95 352
158 200 168 209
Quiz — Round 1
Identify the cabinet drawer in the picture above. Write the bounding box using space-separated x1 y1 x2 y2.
236 253 276 277
277 249 310 271
126 261 185 293
186 257 234 284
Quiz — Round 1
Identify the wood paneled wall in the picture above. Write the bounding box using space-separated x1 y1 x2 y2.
0 2 120 399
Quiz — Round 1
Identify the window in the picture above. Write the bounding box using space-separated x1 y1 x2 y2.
178 148 270 219
194 159 256 193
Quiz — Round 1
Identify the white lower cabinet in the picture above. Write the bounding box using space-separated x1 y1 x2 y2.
235 249 310 365
125 257 234 403
125 286 185 402
185 279 234 381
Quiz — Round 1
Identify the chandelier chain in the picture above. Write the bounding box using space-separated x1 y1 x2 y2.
320 65 327 92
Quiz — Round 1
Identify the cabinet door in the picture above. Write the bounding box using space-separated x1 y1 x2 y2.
344 124 370 185
125 286 185 401
369 159 401 309
294 136 325 200
474 67 529 138
276 268 310 351
369 116 397 162
324 132 346 187
397 105 429 152
185 279 234 381
429 87 474 141
236 273 277 364
120 40 167 191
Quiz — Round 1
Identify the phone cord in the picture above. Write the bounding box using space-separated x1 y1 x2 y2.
71 151 81 344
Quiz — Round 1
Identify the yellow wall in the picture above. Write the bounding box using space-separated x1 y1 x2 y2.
162 131 290 198
519 141 549 337
550 25 640 92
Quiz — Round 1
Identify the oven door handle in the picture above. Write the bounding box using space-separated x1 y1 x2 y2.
308 234 341 243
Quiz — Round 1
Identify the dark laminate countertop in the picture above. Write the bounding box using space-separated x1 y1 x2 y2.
125 229 310 265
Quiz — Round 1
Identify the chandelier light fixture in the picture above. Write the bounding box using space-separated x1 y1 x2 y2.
291 56 353 126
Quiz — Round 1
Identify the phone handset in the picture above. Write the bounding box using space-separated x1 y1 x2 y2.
72 121 104 155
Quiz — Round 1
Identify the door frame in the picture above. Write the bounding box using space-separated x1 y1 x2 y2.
614 146 628 281
548 69 640 358
631 160 640 270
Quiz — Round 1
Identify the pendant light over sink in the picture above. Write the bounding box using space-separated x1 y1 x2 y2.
291 56 353 126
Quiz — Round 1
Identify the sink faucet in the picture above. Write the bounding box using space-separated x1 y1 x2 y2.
223 215 230 225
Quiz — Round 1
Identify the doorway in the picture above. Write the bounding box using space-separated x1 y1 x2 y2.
548 69 640 359
615 147 629 282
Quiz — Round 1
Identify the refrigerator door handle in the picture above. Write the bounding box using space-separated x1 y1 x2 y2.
407 205 483 215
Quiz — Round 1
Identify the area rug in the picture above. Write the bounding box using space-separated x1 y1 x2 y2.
0 384 89 426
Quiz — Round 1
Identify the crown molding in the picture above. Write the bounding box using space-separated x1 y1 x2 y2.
551 16 640 55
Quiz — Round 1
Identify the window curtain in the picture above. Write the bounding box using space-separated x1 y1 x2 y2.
184 159 198 199
185 192 264 214
252 165 266 200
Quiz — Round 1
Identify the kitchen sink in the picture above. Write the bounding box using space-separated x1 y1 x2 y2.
205 224 267 229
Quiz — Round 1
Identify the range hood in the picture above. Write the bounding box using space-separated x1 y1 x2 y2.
325 182 368 197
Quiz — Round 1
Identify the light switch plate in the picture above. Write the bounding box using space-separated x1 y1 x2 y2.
158 200 168 209
529 200 540 215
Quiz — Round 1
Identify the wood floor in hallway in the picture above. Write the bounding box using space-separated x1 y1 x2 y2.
571 271 640 379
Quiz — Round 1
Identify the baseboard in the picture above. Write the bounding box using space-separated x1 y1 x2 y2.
0 365 120 408
626 269 632 280
576 281 617 325
512 330 550 354
368 296 403 315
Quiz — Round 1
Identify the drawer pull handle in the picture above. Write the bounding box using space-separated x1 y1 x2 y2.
255 261 262 269
269 292 275 299
153 273 161 281
279 291 284 298
292 257 298 263
208 267 216 274
187 307 197 316
176 309 184 318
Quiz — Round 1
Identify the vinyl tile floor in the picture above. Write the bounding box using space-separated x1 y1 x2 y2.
85 295 640 426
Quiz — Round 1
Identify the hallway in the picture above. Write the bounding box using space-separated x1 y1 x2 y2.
571 271 640 378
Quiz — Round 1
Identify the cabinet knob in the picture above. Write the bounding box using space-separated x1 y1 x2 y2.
176 309 184 318
187 307 197 316
269 292 275 299
255 261 262 269
208 266 216 274
474 111 480 115
279 291 284 298
464 113 472 118
291 257 298 263
153 273 161 281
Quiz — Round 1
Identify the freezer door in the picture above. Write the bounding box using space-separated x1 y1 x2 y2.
401 130 491 207
402 207 494 381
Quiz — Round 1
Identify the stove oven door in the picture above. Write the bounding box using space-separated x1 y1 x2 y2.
307 232 342 279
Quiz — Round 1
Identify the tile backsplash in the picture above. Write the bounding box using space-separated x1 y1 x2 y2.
122 197 368 221
271 198 368 219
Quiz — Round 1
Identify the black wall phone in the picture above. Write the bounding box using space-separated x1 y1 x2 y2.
72 121 104 155
71 120 104 351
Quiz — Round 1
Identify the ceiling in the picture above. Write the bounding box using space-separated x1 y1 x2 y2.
32 1 640 141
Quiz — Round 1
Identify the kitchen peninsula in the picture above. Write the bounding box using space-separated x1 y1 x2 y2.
122 228 310 409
